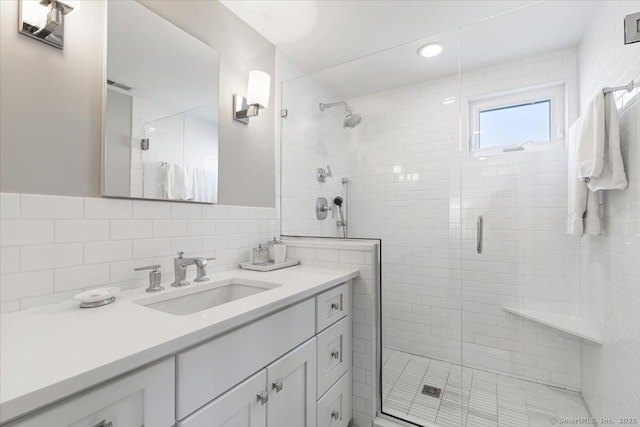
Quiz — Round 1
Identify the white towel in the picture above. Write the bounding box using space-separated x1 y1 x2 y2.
586 92 628 191
567 118 601 236
192 168 217 203
165 163 194 200
576 92 605 180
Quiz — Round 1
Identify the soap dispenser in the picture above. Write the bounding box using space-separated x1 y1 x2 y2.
251 244 269 266
267 237 281 262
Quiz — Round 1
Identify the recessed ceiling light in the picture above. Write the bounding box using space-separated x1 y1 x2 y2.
418 42 443 58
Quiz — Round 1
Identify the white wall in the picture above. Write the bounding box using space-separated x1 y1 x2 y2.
577 1 640 423
0 0 276 207
104 90 133 196
345 47 583 390
0 193 278 313
280 74 351 237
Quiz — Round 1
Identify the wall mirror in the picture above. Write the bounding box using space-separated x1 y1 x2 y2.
102 0 220 203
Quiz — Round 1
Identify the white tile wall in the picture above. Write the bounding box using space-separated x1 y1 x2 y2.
280 75 352 237
343 48 583 390
0 193 278 312
578 1 640 423
284 238 380 427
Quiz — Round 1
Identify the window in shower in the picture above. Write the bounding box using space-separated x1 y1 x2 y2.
469 82 565 156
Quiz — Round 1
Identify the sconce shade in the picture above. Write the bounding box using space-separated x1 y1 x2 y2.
60 1 80 14
247 70 271 108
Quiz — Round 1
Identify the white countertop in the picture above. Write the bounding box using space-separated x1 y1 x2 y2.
0 265 359 423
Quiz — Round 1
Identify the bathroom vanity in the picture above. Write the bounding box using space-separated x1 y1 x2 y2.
0 266 357 427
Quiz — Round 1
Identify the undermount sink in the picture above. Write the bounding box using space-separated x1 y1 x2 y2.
135 278 281 315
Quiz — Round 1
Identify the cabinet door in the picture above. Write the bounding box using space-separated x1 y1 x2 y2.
177 298 315 419
178 370 267 427
267 338 317 427
8 358 174 427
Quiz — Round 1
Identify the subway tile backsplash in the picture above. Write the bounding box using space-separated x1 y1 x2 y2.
0 194 279 312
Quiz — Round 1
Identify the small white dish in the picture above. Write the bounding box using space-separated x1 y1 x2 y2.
74 287 121 308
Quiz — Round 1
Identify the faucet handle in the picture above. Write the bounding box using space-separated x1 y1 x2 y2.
194 257 215 283
134 265 164 293
177 251 184 258
134 264 161 271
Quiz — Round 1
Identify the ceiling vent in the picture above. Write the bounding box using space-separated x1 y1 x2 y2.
106 79 134 92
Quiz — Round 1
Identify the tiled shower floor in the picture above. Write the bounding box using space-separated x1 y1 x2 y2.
382 348 592 427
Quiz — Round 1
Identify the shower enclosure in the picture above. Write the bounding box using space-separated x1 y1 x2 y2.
280 2 639 426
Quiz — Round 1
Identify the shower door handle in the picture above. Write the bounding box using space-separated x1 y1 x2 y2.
477 215 483 254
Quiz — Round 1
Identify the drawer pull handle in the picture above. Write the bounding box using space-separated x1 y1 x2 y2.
272 379 283 392
331 411 340 420
93 421 113 427
330 302 341 310
331 350 340 360
256 391 268 405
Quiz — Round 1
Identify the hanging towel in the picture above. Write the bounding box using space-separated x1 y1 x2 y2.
576 92 605 180
192 168 218 203
567 118 601 236
586 92 627 191
165 163 194 200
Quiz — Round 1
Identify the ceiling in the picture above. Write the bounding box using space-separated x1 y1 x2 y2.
220 0 541 73
221 0 600 99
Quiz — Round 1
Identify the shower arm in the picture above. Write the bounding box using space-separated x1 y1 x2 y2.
319 102 353 114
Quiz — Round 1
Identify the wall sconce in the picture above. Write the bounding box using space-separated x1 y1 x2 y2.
233 70 271 124
19 0 79 50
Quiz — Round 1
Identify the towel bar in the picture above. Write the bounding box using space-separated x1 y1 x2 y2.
602 80 636 94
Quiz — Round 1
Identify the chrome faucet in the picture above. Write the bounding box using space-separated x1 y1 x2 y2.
170 252 215 287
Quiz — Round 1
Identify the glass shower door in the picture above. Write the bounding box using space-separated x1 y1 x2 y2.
458 6 588 426
365 29 466 426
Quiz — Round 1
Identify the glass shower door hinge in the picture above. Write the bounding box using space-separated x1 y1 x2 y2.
141 138 150 150
281 109 288 118
624 12 640 44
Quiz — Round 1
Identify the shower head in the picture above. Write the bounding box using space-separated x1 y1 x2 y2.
319 101 362 129
343 113 362 129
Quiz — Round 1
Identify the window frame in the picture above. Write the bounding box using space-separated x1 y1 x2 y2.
468 82 566 157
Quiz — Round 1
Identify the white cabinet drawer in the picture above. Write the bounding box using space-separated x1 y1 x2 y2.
315 282 350 333
178 370 267 427
176 298 315 419
8 358 175 427
316 316 351 397
317 371 351 427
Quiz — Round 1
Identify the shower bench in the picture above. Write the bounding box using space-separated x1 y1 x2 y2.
502 306 603 345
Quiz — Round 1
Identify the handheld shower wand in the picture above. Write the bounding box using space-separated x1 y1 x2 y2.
334 196 347 238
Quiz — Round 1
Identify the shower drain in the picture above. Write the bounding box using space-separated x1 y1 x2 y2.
421 385 442 398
